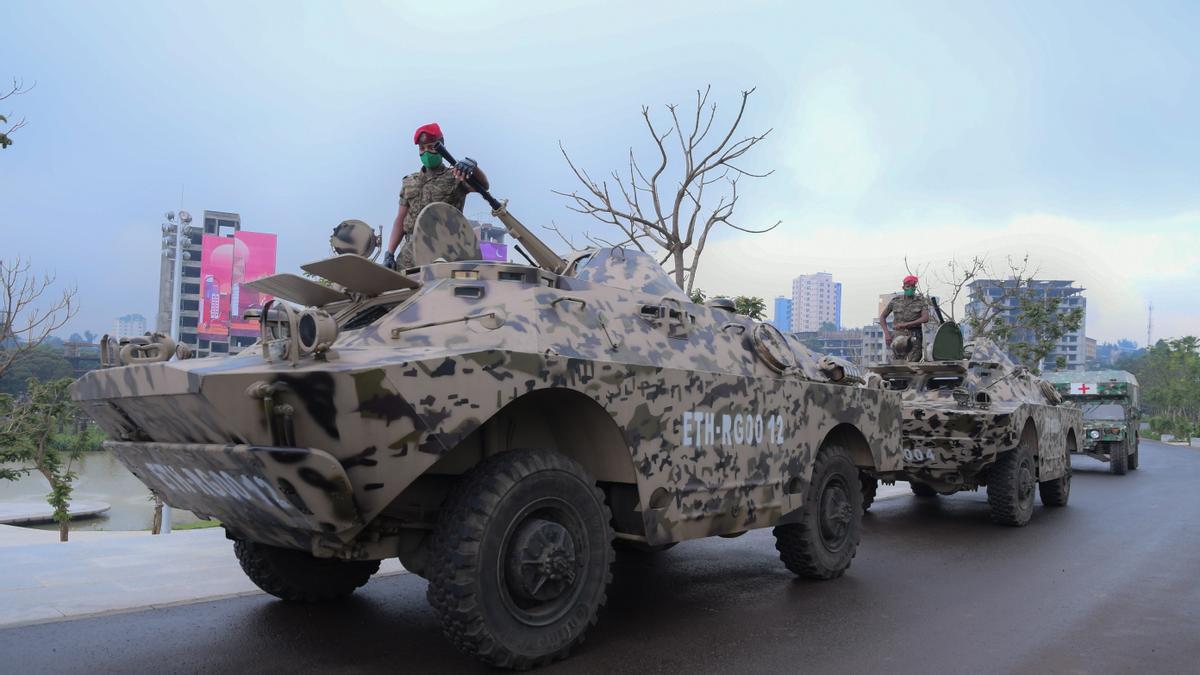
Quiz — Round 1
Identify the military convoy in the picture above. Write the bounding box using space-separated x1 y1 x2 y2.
1043 370 1141 474
72 170 908 668
863 321 1083 526
70 151 1142 668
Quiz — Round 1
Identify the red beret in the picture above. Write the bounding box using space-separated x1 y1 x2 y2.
413 123 443 144
903 275 919 285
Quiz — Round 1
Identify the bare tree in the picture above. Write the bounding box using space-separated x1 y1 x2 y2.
938 254 1084 372
1 78 34 150
555 86 779 294
1 258 78 380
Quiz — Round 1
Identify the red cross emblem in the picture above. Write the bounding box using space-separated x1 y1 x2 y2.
1078 384 1090 394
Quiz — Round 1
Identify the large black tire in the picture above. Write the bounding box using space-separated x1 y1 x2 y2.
860 472 878 514
773 444 862 580
910 481 939 497
1038 466 1071 507
426 450 614 670
1110 440 1128 475
232 540 380 602
1128 438 1140 471
987 442 1037 527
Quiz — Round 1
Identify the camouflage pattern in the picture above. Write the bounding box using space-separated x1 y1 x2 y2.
73 234 903 559
867 333 1083 494
407 202 481 267
884 293 928 362
1044 370 1140 461
398 167 469 268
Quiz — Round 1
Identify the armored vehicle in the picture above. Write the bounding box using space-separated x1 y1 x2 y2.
72 156 903 669
863 322 1082 526
1044 370 1140 474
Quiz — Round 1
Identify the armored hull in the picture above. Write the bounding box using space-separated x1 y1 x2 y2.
867 330 1081 525
73 230 903 668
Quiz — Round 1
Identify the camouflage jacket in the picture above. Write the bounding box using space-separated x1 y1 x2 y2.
399 166 469 233
886 294 927 338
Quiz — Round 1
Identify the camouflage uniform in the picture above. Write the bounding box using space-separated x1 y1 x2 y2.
886 293 927 362
397 166 469 268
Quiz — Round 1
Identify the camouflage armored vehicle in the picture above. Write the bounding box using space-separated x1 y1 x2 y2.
862 322 1082 526
1043 370 1140 474
72 154 903 669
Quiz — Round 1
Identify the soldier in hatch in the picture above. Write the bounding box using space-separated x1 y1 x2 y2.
382 123 490 270
880 274 930 362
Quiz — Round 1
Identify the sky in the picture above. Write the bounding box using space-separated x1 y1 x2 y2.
1 0 1197 344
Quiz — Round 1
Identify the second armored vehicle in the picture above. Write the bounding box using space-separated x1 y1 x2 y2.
1044 370 1141 474
863 322 1083 526
72 162 903 668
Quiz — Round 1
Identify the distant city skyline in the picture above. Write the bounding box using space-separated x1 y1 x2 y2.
2 2 1197 341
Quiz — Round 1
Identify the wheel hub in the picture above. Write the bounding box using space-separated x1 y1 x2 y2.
505 518 578 603
820 480 852 545
1018 461 1035 503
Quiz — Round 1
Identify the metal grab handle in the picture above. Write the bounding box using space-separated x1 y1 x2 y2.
721 322 747 335
551 296 587 310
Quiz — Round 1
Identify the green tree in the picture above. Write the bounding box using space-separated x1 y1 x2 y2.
1120 337 1200 437
0 378 88 541
733 295 766 320
953 255 1085 373
689 289 766 320
819 321 837 332
0 344 73 396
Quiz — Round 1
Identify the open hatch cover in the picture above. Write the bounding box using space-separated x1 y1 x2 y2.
245 273 350 308
301 254 421 297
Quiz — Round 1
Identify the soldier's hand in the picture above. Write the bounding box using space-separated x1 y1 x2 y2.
382 251 396 270
884 335 893 347
453 157 478 182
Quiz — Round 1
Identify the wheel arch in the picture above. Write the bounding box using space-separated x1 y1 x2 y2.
823 422 875 469
432 387 638 484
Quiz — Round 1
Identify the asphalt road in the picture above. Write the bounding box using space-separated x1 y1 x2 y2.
4 440 1197 675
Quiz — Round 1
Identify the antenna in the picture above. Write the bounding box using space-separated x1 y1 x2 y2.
1146 302 1153 348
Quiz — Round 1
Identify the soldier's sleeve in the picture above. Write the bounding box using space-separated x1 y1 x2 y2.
398 175 414 208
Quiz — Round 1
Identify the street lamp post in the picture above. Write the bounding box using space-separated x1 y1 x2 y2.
159 209 194 533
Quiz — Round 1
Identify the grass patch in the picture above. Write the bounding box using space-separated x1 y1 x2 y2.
174 519 221 530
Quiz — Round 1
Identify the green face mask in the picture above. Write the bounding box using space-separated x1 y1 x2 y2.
904 288 915 297
420 151 443 169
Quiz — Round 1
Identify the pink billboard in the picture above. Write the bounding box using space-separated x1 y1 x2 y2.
197 232 277 341
230 231 277 337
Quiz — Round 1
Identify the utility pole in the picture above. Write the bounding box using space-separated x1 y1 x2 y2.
1146 302 1153 349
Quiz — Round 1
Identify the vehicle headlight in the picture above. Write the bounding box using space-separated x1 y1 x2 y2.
298 310 338 354
1089 429 1101 439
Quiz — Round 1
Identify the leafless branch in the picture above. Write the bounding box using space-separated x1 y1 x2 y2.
557 86 777 293
0 258 79 380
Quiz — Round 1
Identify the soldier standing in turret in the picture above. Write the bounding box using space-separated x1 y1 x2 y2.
880 274 930 362
383 123 489 270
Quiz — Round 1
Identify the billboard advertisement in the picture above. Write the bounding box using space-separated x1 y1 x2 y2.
197 231 277 341
230 231 277 337
197 235 231 340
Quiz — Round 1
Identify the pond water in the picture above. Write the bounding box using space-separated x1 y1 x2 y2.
0 450 203 531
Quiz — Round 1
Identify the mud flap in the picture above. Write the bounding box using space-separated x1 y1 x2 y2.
105 441 362 540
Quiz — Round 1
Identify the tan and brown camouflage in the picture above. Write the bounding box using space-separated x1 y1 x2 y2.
867 328 1082 494
398 166 470 268
72 205 904 561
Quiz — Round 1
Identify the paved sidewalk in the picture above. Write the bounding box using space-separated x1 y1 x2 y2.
0 525 405 629
0 484 911 630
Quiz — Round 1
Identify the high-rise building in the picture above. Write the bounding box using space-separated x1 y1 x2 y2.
113 313 147 339
790 272 841 332
772 296 792 333
965 279 1087 371
158 210 259 357
861 322 887 367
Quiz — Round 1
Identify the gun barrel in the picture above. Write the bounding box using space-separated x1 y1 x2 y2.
492 204 567 274
433 141 566 274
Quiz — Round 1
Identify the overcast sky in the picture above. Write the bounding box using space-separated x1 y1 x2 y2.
2 0 1197 343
